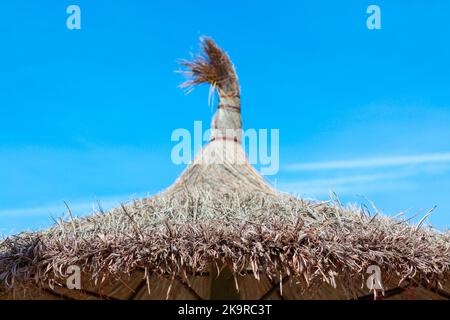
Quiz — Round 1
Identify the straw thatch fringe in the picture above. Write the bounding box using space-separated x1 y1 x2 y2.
1 192 449 298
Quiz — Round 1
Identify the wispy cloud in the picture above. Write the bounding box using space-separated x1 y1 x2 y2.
0 194 145 236
286 152 450 172
0 194 143 218
279 171 415 198
280 153 450 200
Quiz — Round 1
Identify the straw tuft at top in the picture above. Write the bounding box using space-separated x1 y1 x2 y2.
179 37 239 97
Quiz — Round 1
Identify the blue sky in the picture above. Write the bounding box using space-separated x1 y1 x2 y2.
1 1 450 235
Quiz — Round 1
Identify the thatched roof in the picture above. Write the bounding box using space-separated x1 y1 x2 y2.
1 38 449 300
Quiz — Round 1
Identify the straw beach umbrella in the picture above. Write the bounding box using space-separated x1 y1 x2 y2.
1 38 449 300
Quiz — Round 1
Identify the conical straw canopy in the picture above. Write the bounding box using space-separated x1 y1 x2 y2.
1 38 449 301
